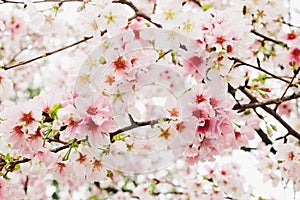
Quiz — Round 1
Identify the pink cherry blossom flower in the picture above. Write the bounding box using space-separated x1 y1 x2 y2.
0 13 25 36
278 101 293 116
0 177 24 200
0 69 13 101
289 47 300 65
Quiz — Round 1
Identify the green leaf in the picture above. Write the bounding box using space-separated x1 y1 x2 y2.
99 57 106 64
171 50 177 65
5 153 11 161
88 196 100 200
52 192 59 200
62 140 78 161
49 104 62 120
103 41 110 49
106 170 114 179
202 4 213 11
62 147 72 161
270 124 277 131
26 87 41 99
266 125 272 135
112 133 126 141
252 74 267 85
52 5 59 13
52 179 59 187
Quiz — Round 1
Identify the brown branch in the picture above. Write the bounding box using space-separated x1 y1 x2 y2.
7 46 28 66
2 36 93 70
255 128 277 154
250 30 289 49
233 92 300 110
1 157 31 172
229 57 290 83
0 137 87 173
1 0 81 4
0 115 171 172
228 84 276 154
50 137 87 153
274 67 300 111
2 1 160 70
109 114 171 142
282 21 300 29
238 86 300 140
24 175 29 195
46 137 68 145
187 0 202 7
156 49 172 62
113 0 162 28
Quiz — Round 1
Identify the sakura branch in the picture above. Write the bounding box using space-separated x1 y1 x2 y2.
228 84 276 153
0 113 171 175
282 20 300 29
183 0 202 7
112 0 162 28
274 66 300 111
1 0 161 70
1 0 300 199
0 137 88 174
109 114 172 142
2 36 93 70
233 92 300 111
250 30 289 49
238 86 300 141
0 0 81 4
230 57 290 83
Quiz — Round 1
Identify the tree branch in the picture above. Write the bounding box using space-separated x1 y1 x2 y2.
50 137 88 153
255 128 277 154
233 92 300 111
282 21 300 29
2 0 162 70
274 67 300 111
250 30 289 49
229 57 290 84
113 0 162 28
238 86 300 141
228 84 277 154
0 114 172 173
2 36 93 70
109 114 171 142
0 0 81 4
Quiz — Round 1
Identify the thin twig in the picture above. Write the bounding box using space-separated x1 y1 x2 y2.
113 0 162 28
233 92 300 110
238 86 300 140
109 114 171 142
250 30 289 49
50 137 87 153
24 175 29 195
0 114 171 171
274 67 300 111
156 49 172 62
282 21 300 29
1 0 81 4
228 84 277 154
255 128 277 154
188 0 202 7
230 57 290 83
2 36 93 70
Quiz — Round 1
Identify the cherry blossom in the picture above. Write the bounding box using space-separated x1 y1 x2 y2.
0 0 300 199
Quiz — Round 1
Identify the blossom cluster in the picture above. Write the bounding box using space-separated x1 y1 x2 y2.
0 0 300 199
